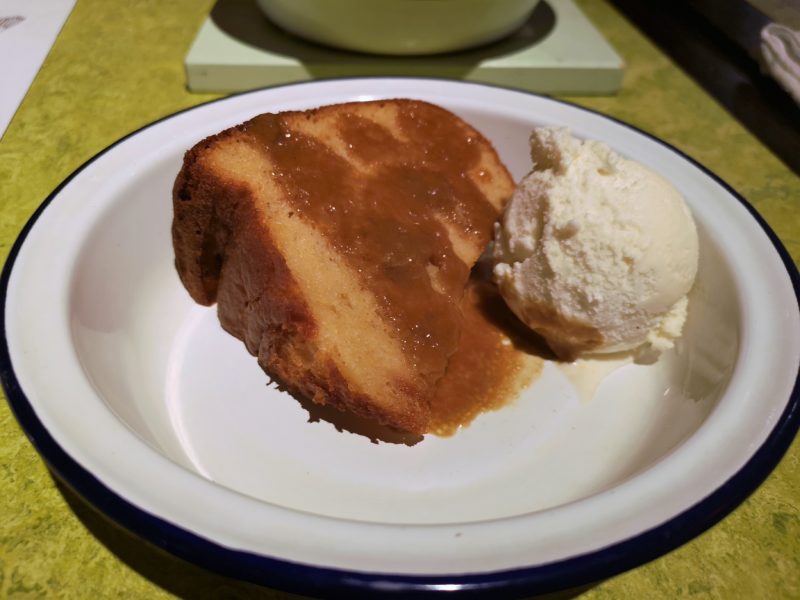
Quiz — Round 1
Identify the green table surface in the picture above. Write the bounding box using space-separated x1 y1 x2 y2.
1 1 798 598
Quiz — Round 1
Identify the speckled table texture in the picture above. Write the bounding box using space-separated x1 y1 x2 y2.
0 1 798 598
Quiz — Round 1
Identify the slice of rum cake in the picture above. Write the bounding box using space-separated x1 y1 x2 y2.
172 100 514 434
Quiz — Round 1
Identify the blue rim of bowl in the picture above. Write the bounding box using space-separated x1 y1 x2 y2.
1 78 799 598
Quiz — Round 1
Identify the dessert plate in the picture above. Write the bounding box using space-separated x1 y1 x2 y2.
2 78 798 597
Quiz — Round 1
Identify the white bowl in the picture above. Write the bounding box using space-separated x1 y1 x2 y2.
255 0 542 55
2 78 798 597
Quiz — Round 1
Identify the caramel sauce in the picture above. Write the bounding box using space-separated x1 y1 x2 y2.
244 104 544 437
429 278 544 436
245 105 496 386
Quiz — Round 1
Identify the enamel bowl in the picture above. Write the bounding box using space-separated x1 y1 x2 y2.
255 0 541 55
1 78 798 597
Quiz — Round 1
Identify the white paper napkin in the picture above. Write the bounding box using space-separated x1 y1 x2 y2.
0 0 76 141
761 22 800 105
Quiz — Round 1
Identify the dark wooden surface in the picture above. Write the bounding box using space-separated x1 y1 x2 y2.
611 0 800 175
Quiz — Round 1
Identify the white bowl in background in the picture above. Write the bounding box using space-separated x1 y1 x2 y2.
255 0 541 55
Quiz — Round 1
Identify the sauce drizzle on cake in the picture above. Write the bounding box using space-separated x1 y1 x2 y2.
245 105 497 386
173 99 533 435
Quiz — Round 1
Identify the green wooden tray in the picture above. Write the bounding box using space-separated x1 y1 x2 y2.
185 0 624 95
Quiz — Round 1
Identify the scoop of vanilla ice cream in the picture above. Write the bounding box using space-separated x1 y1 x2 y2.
493 128 699 361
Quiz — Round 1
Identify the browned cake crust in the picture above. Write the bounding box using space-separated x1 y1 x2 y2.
172 99 514 433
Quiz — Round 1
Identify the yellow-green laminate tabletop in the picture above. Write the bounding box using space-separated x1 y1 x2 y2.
0 1 798 598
